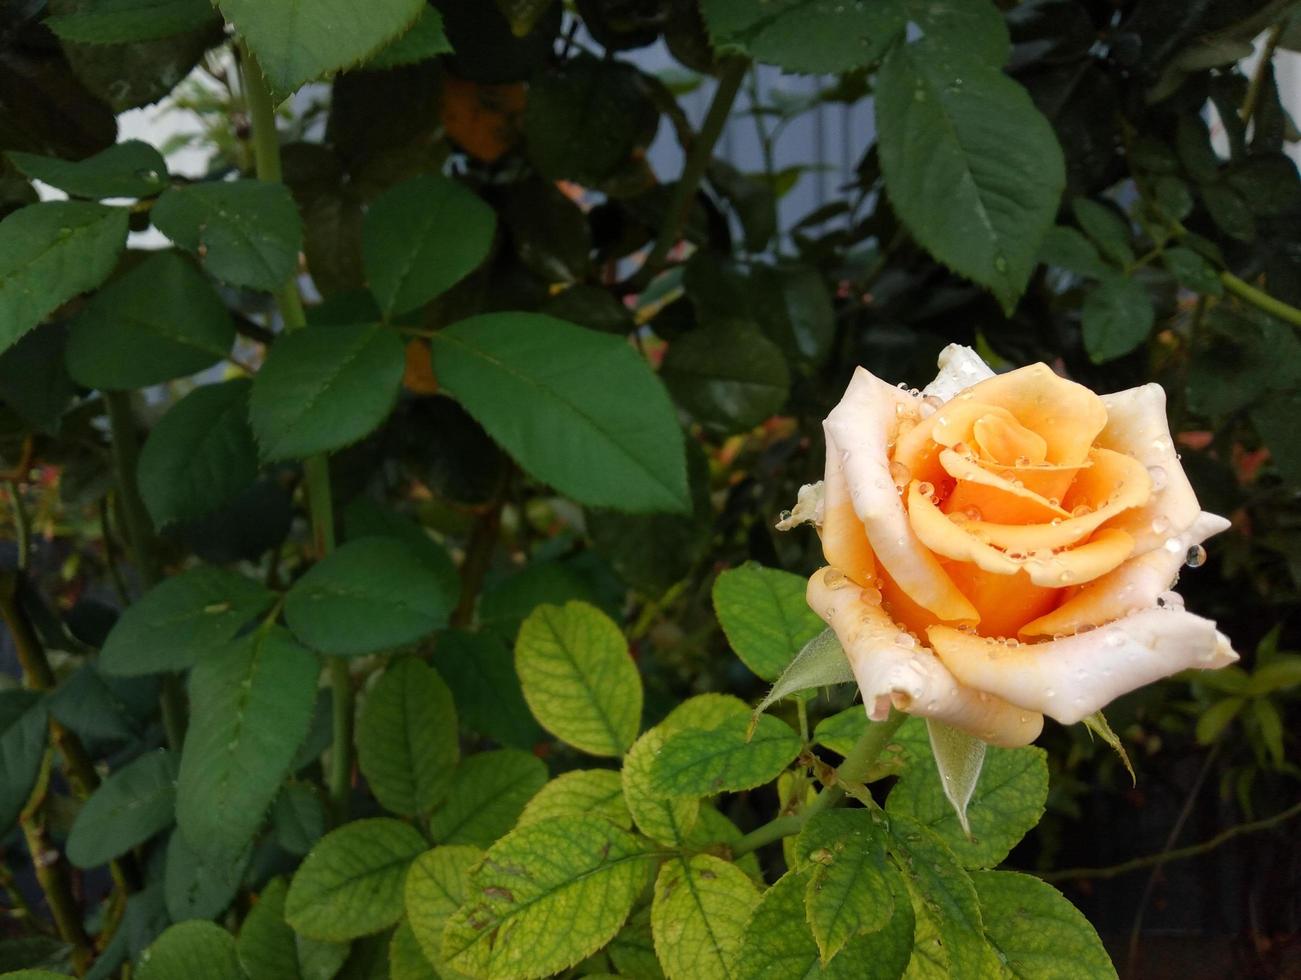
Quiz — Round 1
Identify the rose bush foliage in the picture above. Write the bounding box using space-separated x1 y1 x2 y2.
0 1 1298 979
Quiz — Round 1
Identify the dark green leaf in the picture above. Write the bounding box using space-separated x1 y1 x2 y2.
7 141 167 198
176 627 319 866
67 750 177 868
1081 275 1154 363
876 40 1065 312
433 629 542 749
249 324 405 461
1071 198 1134 268
0 691 48 834
1039 226 1108 280
660 320 790 434
99 565 276 677
138 380 258 527
0 324 74 433
152 180 302 291
237 877 350 980
220 0 426 100
284 537 457 656
0 201 128 353
700 0 906 73
164 828 250 922
362 175 496 317
363 8 452 69
430 313 689 514
135 921 243 980
713 562 825 681
1162 246 1223 296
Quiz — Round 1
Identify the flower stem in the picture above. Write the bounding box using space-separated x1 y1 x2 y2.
732 710 906 857
240 44 351 823
1219 270 1301 328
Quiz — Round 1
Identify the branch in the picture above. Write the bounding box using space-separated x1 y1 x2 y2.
1040 798 1301 883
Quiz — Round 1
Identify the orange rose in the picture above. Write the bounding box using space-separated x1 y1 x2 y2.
794 345 1237 747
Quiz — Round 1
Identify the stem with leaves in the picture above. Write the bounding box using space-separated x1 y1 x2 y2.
732 710 906 856
240 45 351 823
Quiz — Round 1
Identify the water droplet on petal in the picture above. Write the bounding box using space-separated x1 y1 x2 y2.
1151 516 1169 535
890 460 911 487
1147 465 1167 491
1185 544 1207 568
824 569 848 590
916 481 935 499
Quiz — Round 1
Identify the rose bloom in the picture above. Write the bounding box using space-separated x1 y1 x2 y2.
791 345 1237 747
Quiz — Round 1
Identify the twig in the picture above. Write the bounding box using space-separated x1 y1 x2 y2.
1220 270 1301 328
1240 23 1285 126
5 481 30 569
450 469 511 630
1042 797 1301 883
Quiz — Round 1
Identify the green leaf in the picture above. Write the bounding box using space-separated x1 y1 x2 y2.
430 313 688 513
0 323 74 433
732 867 914 980
138 380 258 527
426 749 548 847
1161 246 1224 296
341 499 459 598
7 141 167 197
152 180 302 291
514 601 642 757
441 817 656 979
713 562 825 682
0 201 128 353
99 565 276 676
404 845 481 977
876 39 1065 313
796 810 898 963
622 727 700 847
135 921 243 980
972 871 1117 979
887 737 1047 870
286 818 428 942
1081 275 1154 363
608 904 663 980
363 8 452 69
433 630 542 749
164 828 250 923
523 55 659 185
237 877 349 980
886 815 994 978
66 749 177 868
249 324 405 461
389 918 437 980
176 627 319 867
362 175 495 317
284 538 456 656
1195 696 1244 745
1037 226 1108 279
1071 198 1134 268
700 0 905 73
651 854 759 980
753 628 854 718
649 714 801 797
0 691 48 834
1080 711 1134 784
219 0 426 100
357 658 458 816
65 250 234 389
271 782 326 856
812 707 870 758
46 664 155 746
518 769 631 830
660 321 790 435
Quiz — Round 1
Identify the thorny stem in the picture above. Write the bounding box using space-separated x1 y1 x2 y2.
241 44 351 824
732 710 906 857
1219 270 1301 328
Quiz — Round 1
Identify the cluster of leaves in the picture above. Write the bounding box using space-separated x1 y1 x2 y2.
0 0 1299 976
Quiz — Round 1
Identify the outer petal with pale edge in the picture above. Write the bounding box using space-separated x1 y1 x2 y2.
921 343 996 402
928 609 1238 725
824 369 978 625
807 568 1042 748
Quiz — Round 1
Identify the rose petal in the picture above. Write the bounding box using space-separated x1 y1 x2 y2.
958 363 1107 467
892 400 1017 488
1096 383 1202 553
965 449 1150 553
1019 511 1231 638
928 610 1239 725
820 430 876 587
907 480 1021 575
944 563 1060 640
972 413 1048 466
921 343 996 402
1021 528 1135 587
807 568 1043 747
826 369 978 624
776 481 824 531
939 449 1070 524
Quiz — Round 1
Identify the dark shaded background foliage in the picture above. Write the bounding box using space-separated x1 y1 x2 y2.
1 0 1300 977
